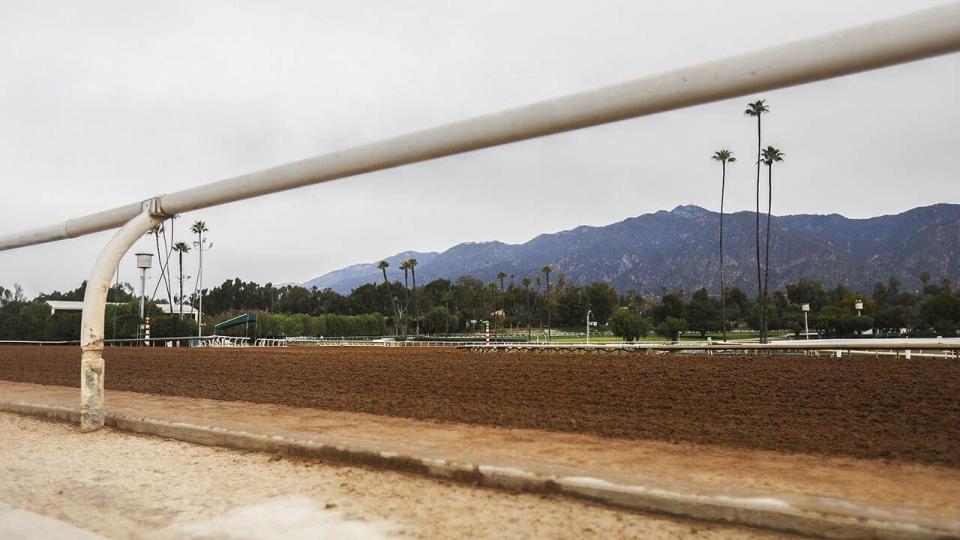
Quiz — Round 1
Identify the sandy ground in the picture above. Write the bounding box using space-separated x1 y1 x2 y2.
0 412 787 540
6 380 957 517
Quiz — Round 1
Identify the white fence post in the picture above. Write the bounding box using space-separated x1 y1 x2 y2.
79 202 165 431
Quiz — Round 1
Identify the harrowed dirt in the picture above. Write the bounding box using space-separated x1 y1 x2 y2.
0 345 957 467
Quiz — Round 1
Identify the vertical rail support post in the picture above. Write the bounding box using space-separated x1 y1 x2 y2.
79 200 166 432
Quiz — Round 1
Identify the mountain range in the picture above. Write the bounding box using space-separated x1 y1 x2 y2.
303 204 960 295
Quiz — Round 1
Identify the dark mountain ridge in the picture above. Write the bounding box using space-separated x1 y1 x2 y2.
303 204 960 295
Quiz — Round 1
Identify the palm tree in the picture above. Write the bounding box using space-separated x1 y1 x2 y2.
400 260 410 289
408 258 418 287
190 221 209 336
522 277 533 341
172 241 191 316
376 260 401 334
761 146 785 341
497 272 507 293
377 260 390 286
408 258 419 334
744 99 769 342
712 149 736 341
542 265 552 342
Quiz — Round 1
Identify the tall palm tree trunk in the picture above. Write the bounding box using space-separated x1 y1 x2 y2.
411 267 418 335
197 231 204 337
545 273 551 343
755 115 765 343
763 165 773 341
720 162 727 341
178 250 184 317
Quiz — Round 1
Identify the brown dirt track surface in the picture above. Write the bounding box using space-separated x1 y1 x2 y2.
1 345 958 467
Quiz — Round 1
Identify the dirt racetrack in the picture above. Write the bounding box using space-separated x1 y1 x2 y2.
1 345 958 467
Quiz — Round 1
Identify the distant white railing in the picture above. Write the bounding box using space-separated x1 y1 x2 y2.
0 335 287 348
4 336 957 357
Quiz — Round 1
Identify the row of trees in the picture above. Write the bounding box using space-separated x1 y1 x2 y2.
0 294 194 342
0 290 384 341
197 273 622 335
157 271 960 339
210 311 387 338
2 273 958 340
609 275 960 341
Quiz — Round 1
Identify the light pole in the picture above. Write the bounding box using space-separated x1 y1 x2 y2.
801 303 810 340
135 253 153 344
586 310 592 344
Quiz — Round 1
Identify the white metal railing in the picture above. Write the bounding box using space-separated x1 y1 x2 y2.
0 335 287 348
4 336 957 357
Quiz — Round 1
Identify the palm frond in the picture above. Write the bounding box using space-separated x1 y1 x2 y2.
761 145 785 164
744 98 769 116
712 149 735 162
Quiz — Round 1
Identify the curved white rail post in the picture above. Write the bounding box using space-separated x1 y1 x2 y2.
79 201 165 431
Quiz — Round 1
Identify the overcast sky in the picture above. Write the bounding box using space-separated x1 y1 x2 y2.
1 0 958 297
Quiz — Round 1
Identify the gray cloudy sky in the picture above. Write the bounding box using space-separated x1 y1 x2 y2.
1 0 958 297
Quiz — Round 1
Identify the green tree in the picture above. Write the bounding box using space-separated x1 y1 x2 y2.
46 312 81 341
651 291 685 323
521 276 533 340
785 278 827 311
555 285 586 328
722 287 751 330
423 306 457 334
685 288 720 337
609 309 647 341
656 316 688 342
920 291 960 335
584 282 619 325
151 315 197 339
711 148 736 340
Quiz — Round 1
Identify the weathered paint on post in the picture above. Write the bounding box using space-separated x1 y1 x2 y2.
79 201 165 431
